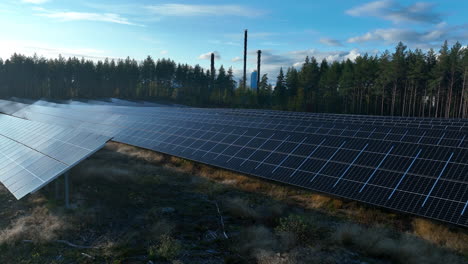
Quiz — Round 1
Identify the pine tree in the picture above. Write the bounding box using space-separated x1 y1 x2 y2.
274 68 287 109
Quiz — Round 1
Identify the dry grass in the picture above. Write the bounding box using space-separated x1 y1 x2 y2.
333 223 466 264
107 142 164 163
105 143 468 258
412 218 468 255
2 142 465 263
0 207 66 245
238 225 280 255
148 234 182 261
254 249 296 264
224 197 260 220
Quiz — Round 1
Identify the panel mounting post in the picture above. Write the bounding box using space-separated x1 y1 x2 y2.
55 178 60 200
64 172 70 209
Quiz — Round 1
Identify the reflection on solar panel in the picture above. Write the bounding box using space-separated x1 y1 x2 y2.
0 114 111 199
1 100 467 227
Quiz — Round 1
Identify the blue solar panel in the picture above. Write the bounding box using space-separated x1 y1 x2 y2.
0 100 466 227
0 114 111 199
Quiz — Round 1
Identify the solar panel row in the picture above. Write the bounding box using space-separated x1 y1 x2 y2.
0 114 111 199
2 101 466 227
11 105 468 149
3 99 467 131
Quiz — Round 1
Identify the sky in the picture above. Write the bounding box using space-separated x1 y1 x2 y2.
0 0 467 82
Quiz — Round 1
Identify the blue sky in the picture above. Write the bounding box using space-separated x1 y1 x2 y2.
0 0 467 81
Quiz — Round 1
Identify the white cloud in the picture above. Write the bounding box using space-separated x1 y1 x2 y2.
0 40 110 61
288 49 363 64
36 9 142 26
319 38 343 46
21 0 50 4
234 48 366 84
160 50 168 55
231 56 242 62
346 23 467 46
198 51 220 60
346 0 442 24
146 4 264 17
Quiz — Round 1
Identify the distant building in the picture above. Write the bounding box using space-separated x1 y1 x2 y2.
250 71 258 90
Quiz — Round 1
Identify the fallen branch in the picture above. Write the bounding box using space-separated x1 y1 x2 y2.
81 252 95 259
214 201 229 239
55 240 97 249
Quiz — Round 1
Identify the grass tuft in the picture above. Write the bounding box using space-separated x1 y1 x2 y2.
148 234 182 261
0 207 66 245
333 223 466 264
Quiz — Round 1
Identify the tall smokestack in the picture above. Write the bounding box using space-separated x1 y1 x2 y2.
210 52 215 81
243 29 248 89
257 50 261 94
210 52 215 100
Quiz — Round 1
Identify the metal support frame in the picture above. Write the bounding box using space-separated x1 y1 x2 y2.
64 172 70 209
55 179 60 200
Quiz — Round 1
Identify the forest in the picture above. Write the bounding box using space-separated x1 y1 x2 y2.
0 41 466 118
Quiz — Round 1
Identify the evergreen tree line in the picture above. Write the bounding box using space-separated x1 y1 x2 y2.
0 41 467 118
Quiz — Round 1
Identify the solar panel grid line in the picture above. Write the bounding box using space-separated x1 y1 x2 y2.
243 115 467 130
137 114 467 146
1 102 467 225
98 144 450 217
254 135 290 170
388 149 423 200
272 137 307 173
462 202 468 215
310 141 347 183
220 108 467 122
0 139 46 184
165 127 191 148
162 127 186 148
218 112 465 130
174 126 204 151
220 108 468 123
0 114 111 199
215 130 248 160
12 106 466 147
422 153 454 207
0 137 67 199
290 138 326 178
458 135 466 147
144 126 468 166
227 132 261 163
135 128 438 171
0 131 69 167
192 128 223 155
28 138 110 197
2 118 108 164
148 135 466 224
333 143 369 187
181 127 215 153
240 133 275 166
20 112 466 168
15 104 468 132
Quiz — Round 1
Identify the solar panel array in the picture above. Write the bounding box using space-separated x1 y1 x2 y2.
0 99 467 227
0 114 111 199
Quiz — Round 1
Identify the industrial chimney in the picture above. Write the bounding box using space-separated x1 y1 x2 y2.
210 52 216 101
210 52 215 83
243 29 248 89
257 50 261 94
